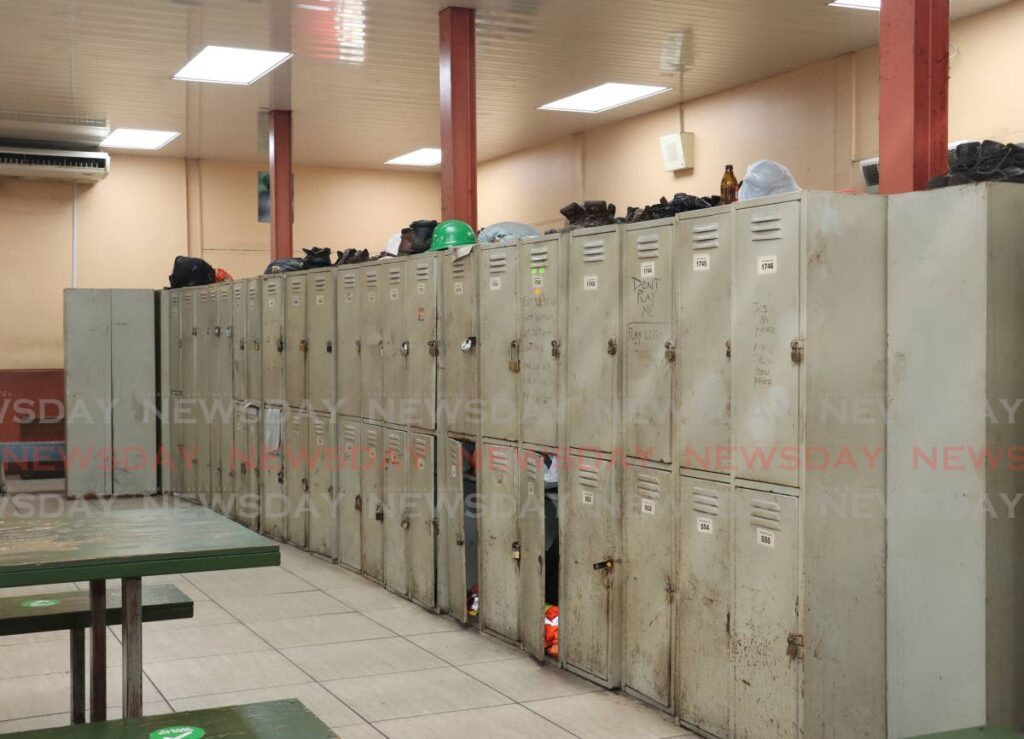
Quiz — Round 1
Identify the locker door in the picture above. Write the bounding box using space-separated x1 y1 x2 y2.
408 256 438 431
181 289 196 400
180 397 197 501
231 282 246 401
733 201 801 487
382 264 408 426
360 266 384 420
236 403 261 530
217 284 234 402
360 423 384 581
518 237 562 448
562 456 621 687
285 410 309 548
519 449 548 660
308 412 334 557
734 487 800 739
567 227 621 453
442 251 479 436
196 287 214 503
336 268 361 418
170 397 184 495
479 443 520 642
231 404 248 518
261 416 287 541
408 433 436 608
213 286 234 503
621 464 674 709
262 277 285 405
677 476 732 737
623 222 674 463
245 279 262 403
337 419 362 570
677 209 733 473
217 402 235 517
285 274 308 409
382 428 409 595
446 437 469 622
479 246 519 441
169 292 182 394
307 272 335 415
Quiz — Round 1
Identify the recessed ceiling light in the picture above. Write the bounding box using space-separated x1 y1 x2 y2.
385 148 442 166
828 0 881 10
100 128 180 150
539 83 672 113
173 45 293 85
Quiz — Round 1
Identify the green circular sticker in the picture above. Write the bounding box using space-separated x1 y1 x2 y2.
149 729 206 739
21 599 59 608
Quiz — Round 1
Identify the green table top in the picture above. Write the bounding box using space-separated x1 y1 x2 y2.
0 504 280 588
909 728 1024 739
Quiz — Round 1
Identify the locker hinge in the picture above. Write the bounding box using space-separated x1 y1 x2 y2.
790 339 805 363
427 339 439 357
508 340 521 373
400 340 410 357
664 341 676 363
377 339 384 356
787 633 805 661
239 339 245 351
432 516 439 531
725 339 731 359
607 338 617 356
511 541 521 560
550 339 561 358
592 559 614 571
277 470 284 485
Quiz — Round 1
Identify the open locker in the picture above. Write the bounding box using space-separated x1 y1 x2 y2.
359 422 385 581
444 436 478 623
308 411 334 558
382 427 409 596
260 404 287 541
284 409 309 548
478 243 519 441
442 250 479 437
234 402 261 531
284 274 308 410
407 254 438 431
262 276 286 406
360 265 384 421
518 447 556 661
407 432 437 608
478 442 520 643
336 267 361 419
382 262 408 426
307 271 335 415
336 418 362 571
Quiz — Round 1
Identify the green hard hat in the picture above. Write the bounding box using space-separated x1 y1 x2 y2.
429 220 477 251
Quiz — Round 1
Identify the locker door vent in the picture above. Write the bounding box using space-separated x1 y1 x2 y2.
365 427 380 446
636 472 662 498
530 246 550 269
692 223 721 248
266 281 279 296
636 233 661 258
365 270 378 287
415 263 431 280
290 280 303 294
488 253 509 274
490 447 513 472
343 423 358 446
315 418 328 436
577 465 599 488
344 273 357 288
692 487 722 516
749 497 783 530
233 285 244 302
524 452 542 476
750 214 783 242
582 240 606 263
452 260 467 279
313 276 328 291
388 268 402 285
414 436 429 458
183 293 192 307
248 284 259 299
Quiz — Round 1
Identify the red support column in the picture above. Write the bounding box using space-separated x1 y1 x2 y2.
439 7 477 229
269 109 294 259
879 0 949 194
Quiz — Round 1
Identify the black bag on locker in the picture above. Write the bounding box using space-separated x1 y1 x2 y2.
301 247 333 269
168 256 216 288
264 257 305 274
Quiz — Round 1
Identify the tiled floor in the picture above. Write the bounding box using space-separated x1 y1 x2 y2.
0 494 692 738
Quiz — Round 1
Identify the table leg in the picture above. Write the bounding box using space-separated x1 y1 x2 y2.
70 627 85 724
88 580 106 722
121 577 143 718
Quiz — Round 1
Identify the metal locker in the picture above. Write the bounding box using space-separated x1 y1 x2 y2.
518 235 563 448
359 423 385 581
407 255 438 431
561 454 621 687
676 475 732 738
216 402 235 517
676 207 733 473
169 291 182 394
567 225 621 453
734 487 800 739
262 277 286 405
181 288 197 400
284 410 309 548
210 285 234 504
381 263 408 426
382 428 409 595
180 396 198 501
169 396 184 495
337 419 362 570
733 200 801 488
285 274 308 409
231 282 246 402
216 283 234 402
442 250 479 436
307 271 335 415
195 286 216 503
336 267 361 419
622 220 674 464
408 432 436 608
445 437 469 622
479 245 519 441
621 463 674 710
308 411 334 558
360 265 384 421
518 448 549 660
261 405 287 541
478 443 520 642
235 402 261 530
245 279 262 403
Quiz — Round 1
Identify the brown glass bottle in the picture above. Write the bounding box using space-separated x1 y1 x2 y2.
721 164 739 205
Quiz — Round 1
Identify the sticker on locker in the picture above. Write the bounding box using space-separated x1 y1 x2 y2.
693 253 711 272
757 255 778 275
315 295 325 305
640 262 656 278
757 527 776 548
697 517 713 534
582 491 595 505
454 282 464 295
583 275 598 291
489 277 501 291
641 498 656 515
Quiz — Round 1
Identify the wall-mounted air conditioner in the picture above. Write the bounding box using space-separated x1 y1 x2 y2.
0 146 109 183
859 140 976 193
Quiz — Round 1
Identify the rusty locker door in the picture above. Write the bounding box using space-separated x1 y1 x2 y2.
518 235 563 448
408 432 436 608
308 412 334 557
262 277 286 405
382 263 408 426
284 274 308 410
519 448 548 660
231 282 246 402
261 406 287 541
337 419 362 571
360 423 385 582
235 403 261 530
407 255 438 431
442 251 479 436
307 272 335 415
479 245 519 441
479 443 520 643
336 267 361 419
245 279 262 403
382 427 409 596
445 437 469 623
360 266 384 421
285 410 309 549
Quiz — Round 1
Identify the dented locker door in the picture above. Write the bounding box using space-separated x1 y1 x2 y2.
733 200 801 487
382 428 409 595
308 412 334 557
245 279 262 402
169 291 182 394
567 226 621 453
621 463 674 709
360 423 385 581
734 487 800 739
518 236 562 448
382 263 408 426
337 419 362 570
519 449 548 660
284 410 309 548
360 265 384 420
285 274 308 409
623 221 674 463
231 282 246 401
261 407 287 541
442 251 479 436
677 208 733 473
562 456 621 687
677 475 733 737
262 277 286 405
307 272 335 415
479 443 520 642
235 403 261 530
408 256 438 431
479 245 519 441
446 437 469 622
408 432 436 608
336 267 361 418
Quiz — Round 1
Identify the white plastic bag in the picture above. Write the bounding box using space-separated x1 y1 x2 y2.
738 160 800 201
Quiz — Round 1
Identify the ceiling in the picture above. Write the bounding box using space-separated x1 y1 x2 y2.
0 0 1011 168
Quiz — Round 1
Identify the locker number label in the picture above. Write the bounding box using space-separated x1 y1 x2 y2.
417 458 425 470
583 275 599 291
640 262 656 279
451 463 458 478
693 253 711 272
582 491 595 505
757 528 776 548
390 288 399 301
641 498 656 515
757 255 778 275
417 282 426 294
531 275 543 289
489 277 501 291
527 482 535 495
315 295 325 305
697 517 713 534
454 282 464 295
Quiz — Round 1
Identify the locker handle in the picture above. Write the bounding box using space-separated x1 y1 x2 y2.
214 326 221 337
191 328 198 336
239 339 245 351
253 339 260 351
277 338 285 353
456 533 465 546
551 339 561 358
377 339 384 356
790 339 805 363
461 336 476 352
375 504 384 522
401 514 410 530
277 470 284 485
301 478 309 492
226 326 233 338
725 339 731 359
240 463 247 477
427 339 439 357
326 340 333 353
400 340 410 357
511 541 521 560
356 339 361 353
299 339 309 353
664 341 676 363
508 340 520 373
787 633 805 661
607 339 617 356
592 559 614 571
354 494 362 511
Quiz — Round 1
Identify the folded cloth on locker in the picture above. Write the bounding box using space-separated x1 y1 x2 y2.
263 407 283 453
544 455 558 486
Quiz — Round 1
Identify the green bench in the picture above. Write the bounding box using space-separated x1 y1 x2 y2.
0 584 193 724
3 699 336 738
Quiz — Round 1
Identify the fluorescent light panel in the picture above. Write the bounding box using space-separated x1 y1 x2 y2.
174 45 293 85
828 0 881 10
101 128 180 150
540 83 671 113
385 148 442 166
